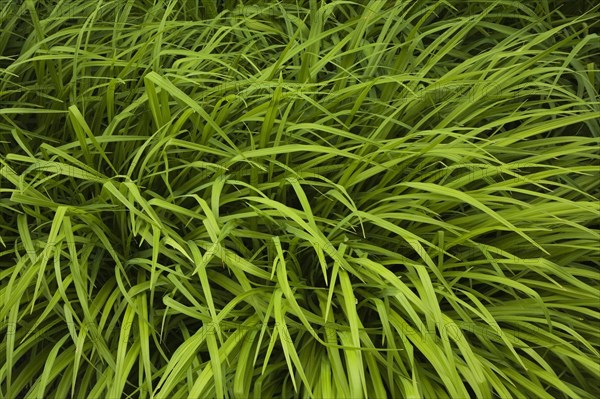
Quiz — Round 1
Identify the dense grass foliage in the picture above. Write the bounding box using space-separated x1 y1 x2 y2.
1 0 599 397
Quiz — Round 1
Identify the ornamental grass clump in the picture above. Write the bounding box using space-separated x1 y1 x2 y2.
0 0 599 398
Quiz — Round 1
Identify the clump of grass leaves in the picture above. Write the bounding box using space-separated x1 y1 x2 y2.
1 0 599 398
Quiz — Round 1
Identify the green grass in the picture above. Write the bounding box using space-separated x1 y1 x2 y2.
1 0 599 398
